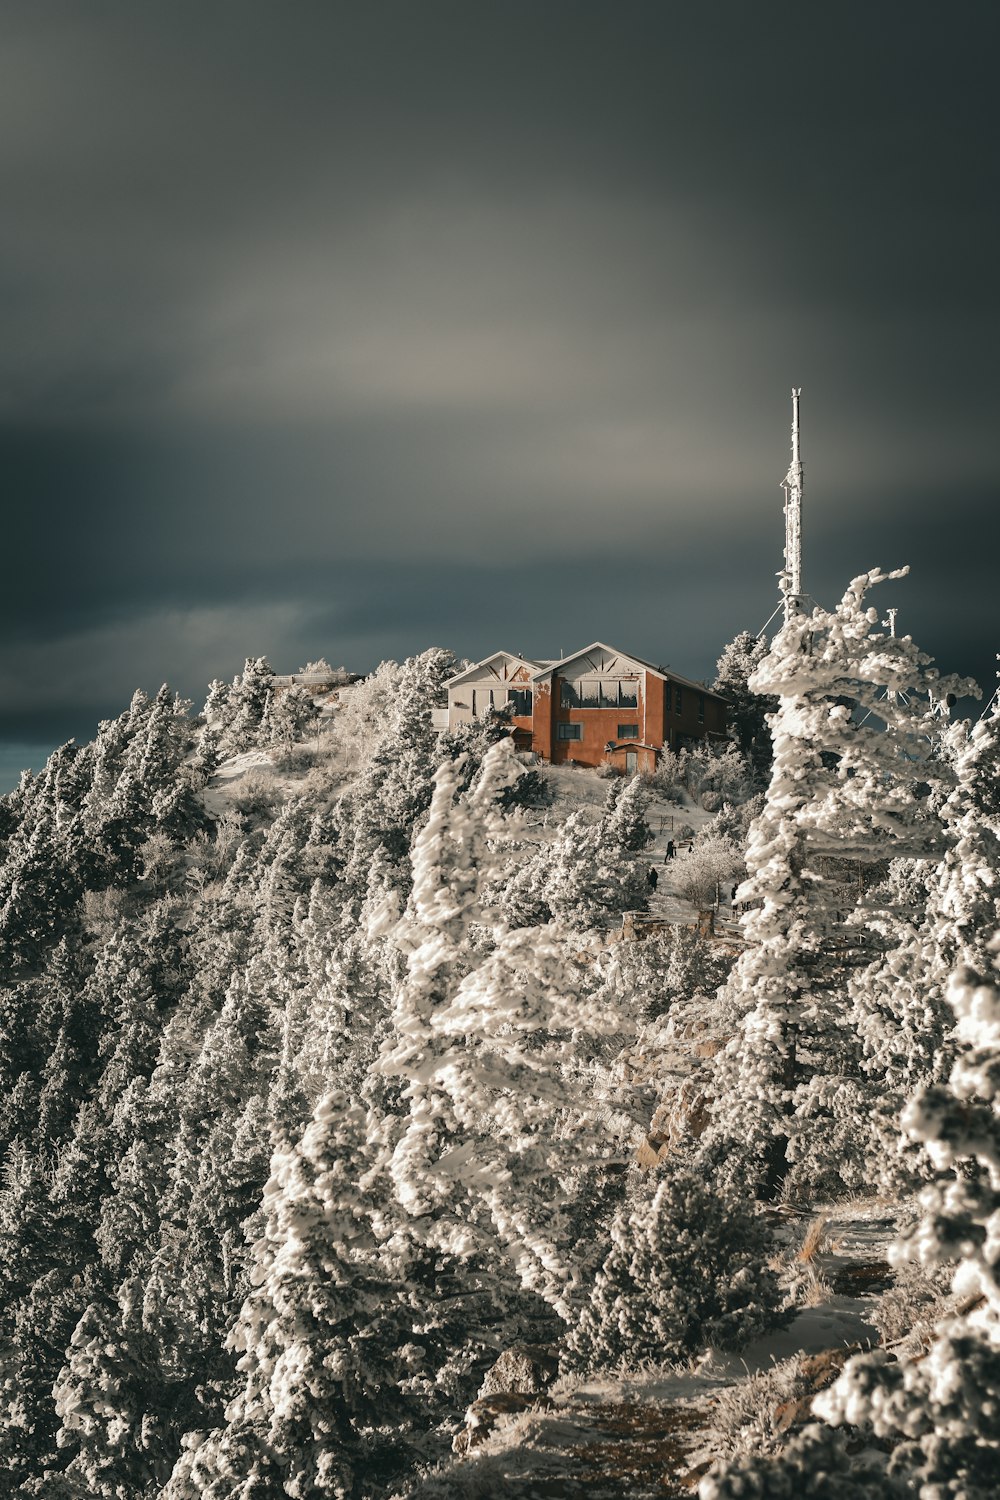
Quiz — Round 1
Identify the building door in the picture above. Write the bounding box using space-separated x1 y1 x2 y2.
625 750 638 774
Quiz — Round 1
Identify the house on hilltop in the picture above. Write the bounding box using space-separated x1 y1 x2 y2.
441 651 542 753
441 642 728 772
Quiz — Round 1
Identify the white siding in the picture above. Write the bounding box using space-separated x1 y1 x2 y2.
447 653 536 730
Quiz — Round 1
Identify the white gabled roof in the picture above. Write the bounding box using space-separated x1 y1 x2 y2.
444 651 544 690
530 641 728 702
530 641 664 683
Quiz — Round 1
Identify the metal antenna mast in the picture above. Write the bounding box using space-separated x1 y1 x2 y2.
780 387 804 621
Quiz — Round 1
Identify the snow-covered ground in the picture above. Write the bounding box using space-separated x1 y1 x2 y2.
425 1201 899 1497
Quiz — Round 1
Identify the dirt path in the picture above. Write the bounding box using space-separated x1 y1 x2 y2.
439 1203 897 1498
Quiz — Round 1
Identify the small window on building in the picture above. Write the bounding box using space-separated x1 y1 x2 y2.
664 682 672 711
510 688 532 716
473 687 507 717
557 723 582 741
675 686 683 714
617 723 639 739
698 693 705 723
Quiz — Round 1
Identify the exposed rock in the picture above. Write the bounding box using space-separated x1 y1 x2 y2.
798 1345 865 1391
635 1136 667 1171
636 1079 714 1168
452 1392 554 1454
668 1076 712 1141
693 1035 731 1059
773 1344 872 1434
479 1344 560 1398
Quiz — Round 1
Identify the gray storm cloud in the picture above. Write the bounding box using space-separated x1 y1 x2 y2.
0 1 997 781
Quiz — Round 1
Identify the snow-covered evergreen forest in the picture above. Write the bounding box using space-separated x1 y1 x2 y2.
1 567 998 1498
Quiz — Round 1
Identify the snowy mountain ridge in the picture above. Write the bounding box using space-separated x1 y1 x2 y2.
0 582 997 1498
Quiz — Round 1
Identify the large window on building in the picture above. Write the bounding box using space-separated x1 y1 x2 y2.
510 688 532 716
664 682 672 711
557 723 582 741
675 686 683 713
562 678 640 709
617 723 638 739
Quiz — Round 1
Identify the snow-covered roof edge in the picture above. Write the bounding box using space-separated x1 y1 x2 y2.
530 642 728 702
529 641 661 683
444 651 544 689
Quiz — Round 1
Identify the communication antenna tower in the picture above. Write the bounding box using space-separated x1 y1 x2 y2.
780 387 805 622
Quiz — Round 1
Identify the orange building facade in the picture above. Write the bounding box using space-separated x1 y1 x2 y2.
444 643 728 772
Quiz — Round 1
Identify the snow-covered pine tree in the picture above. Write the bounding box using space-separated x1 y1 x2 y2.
703 569 974 1199
222 657 277 756
933 703 1000 973
567 1164 781 1373
277 868 400 1119
337 647 457 900
610 923 735 1023
376 739 524 1227
52 1281 183 1500
701 942 1000 1499
378 739 645 1326
265 684 318 750
603 773 652 851
82 691 152 838
713 629 777 779
0 911 187 1490
165 1091 474 1500
846 703 1000 1191
194 679 232 775
494 805 648 932
53 870 294 1494
326 658 404 773
0 783 83 973
822 942 1000 1490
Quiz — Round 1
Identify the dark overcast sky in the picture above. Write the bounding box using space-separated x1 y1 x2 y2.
2 1 998 787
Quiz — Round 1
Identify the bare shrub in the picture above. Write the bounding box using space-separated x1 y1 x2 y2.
796 1214 829 1264
80 887 136 939
671 836 743 908
872 1259 952 1349
711 1355 804 1459
647 748 688 799
231 769 281 818
792 1264 834 1308
271 742 322 774
138 830 179 885
211 810 246 872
